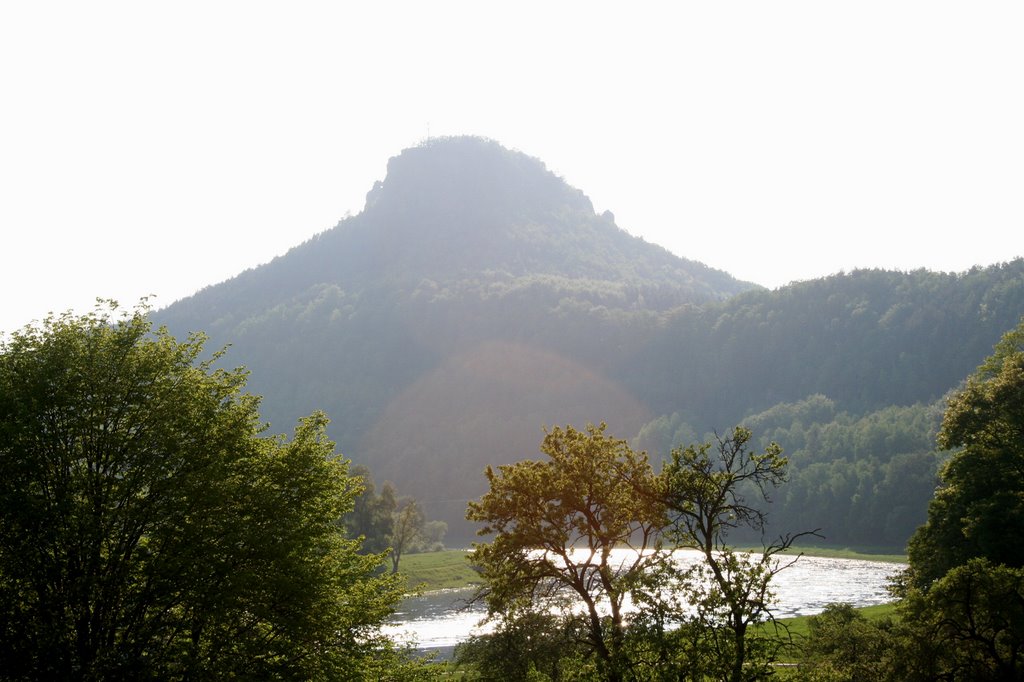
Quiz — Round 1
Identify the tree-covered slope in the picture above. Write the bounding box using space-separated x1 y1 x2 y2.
156 137 757 536
155 136 1024 545
628 263 1024 429
627 263 1024 549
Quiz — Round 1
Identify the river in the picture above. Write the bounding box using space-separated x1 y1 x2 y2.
384 550 905 657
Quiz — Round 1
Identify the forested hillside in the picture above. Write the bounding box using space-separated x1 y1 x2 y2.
630 265 1024 426
156 137 1024 545
627 265 1024 548
157 137 758 537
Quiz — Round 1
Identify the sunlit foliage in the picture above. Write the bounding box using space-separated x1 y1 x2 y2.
0 304 416 679
466 424 667 681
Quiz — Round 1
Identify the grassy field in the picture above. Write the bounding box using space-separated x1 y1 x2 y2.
770 601 898 640
773 545 908 564
398 550 483 592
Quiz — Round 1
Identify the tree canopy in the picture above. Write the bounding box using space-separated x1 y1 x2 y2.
886 316 1024 680
465 424 667 682
792 317 1024 681
464 423 810 681
908 316 1024 587
0 304 410 680
661 427 818 682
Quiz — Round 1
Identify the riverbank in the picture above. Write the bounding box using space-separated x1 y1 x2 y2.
398 546 906 593
770 601 897 640
760 544 907 564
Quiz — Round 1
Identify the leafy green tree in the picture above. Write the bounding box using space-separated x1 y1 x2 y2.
797 603 902 681
347 464 398 554
389 496 425 574
884 318 1024 680
454 608 592 681
897 559 1024 681
465 423 667 682
346 466 447 572
790 319 1024 679
908 317 1024 588
0 304 413 680
417 519 448 553
661 426 818 682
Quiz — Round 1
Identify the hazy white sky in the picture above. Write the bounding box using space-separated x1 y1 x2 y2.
2 2 1022 335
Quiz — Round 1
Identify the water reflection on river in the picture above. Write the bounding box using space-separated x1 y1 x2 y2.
384 550 905 655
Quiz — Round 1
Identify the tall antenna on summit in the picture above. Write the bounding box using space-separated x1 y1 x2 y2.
426 122 431 144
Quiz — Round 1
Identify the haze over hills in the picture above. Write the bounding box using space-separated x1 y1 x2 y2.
157 136 1024 544
171 137 752 323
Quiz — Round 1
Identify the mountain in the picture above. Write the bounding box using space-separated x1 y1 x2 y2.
157 136 758 537
168 137 751 326
157 136 1024 545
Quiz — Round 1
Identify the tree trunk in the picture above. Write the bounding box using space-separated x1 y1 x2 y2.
730 618 747 682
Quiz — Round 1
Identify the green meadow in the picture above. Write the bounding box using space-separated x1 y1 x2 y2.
399 550 482 592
